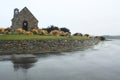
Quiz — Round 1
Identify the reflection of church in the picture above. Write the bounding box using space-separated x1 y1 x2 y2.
11 7 38 31
11 55 38 71
13 63 35 71
11 55 38 80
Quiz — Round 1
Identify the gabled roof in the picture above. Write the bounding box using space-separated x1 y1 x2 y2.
13 7 38 22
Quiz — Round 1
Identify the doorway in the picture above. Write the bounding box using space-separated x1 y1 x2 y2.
22 21 28 31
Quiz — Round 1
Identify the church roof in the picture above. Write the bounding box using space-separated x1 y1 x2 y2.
12 7 38 22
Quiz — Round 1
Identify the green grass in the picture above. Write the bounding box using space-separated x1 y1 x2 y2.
0 34 89 40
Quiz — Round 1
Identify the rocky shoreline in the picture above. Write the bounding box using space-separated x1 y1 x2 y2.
0 38 100 54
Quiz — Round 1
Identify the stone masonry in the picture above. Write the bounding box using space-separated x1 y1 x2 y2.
11 7 38 31
0 38 100 54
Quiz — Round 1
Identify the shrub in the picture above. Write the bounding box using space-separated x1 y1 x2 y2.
16 28 25 34
24 31 33 35
0 28 12 34
95 36 106 41
60 31 71 36
38 29 48 35
32 29 39 34
50 30 60 36
59 31 65 36
0 28 5 34
60 27 70 33
84 34 89 37
73 33 83 36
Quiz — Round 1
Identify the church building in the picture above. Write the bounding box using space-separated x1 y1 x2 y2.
11 7 38 31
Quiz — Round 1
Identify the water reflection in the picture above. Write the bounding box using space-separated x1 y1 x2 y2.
0 40 120 80
11 54 38 71
0 54 38 71
0 53 64 70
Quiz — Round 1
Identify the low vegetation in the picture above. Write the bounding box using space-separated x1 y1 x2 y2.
0 25 105 40
0 35 89 40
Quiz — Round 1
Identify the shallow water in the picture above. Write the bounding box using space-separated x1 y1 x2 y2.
0 39 120 80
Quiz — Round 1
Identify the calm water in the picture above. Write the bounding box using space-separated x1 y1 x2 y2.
0 39 120 80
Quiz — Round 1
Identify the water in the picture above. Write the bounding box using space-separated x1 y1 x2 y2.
0 39 120 80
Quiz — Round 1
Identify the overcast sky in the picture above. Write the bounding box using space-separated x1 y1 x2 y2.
0 0 120 35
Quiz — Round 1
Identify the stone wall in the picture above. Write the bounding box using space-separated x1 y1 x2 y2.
0 38 100 54
11 7 38 31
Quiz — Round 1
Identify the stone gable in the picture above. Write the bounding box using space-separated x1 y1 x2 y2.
11 7 38 31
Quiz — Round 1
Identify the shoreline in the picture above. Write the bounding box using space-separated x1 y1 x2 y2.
0 38 100 54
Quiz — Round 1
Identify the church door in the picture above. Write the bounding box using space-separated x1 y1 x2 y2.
22 21 28 31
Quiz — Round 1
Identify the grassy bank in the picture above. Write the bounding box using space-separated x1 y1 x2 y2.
0 34 89 40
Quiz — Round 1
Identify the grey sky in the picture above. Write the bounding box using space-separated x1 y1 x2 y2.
0 0 119 35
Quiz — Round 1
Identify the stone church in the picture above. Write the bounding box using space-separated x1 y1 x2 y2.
11 7 38 31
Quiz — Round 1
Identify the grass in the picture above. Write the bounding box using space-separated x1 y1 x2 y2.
0 34 89 40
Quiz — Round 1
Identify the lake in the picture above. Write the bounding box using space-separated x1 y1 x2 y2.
0 39 120 80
